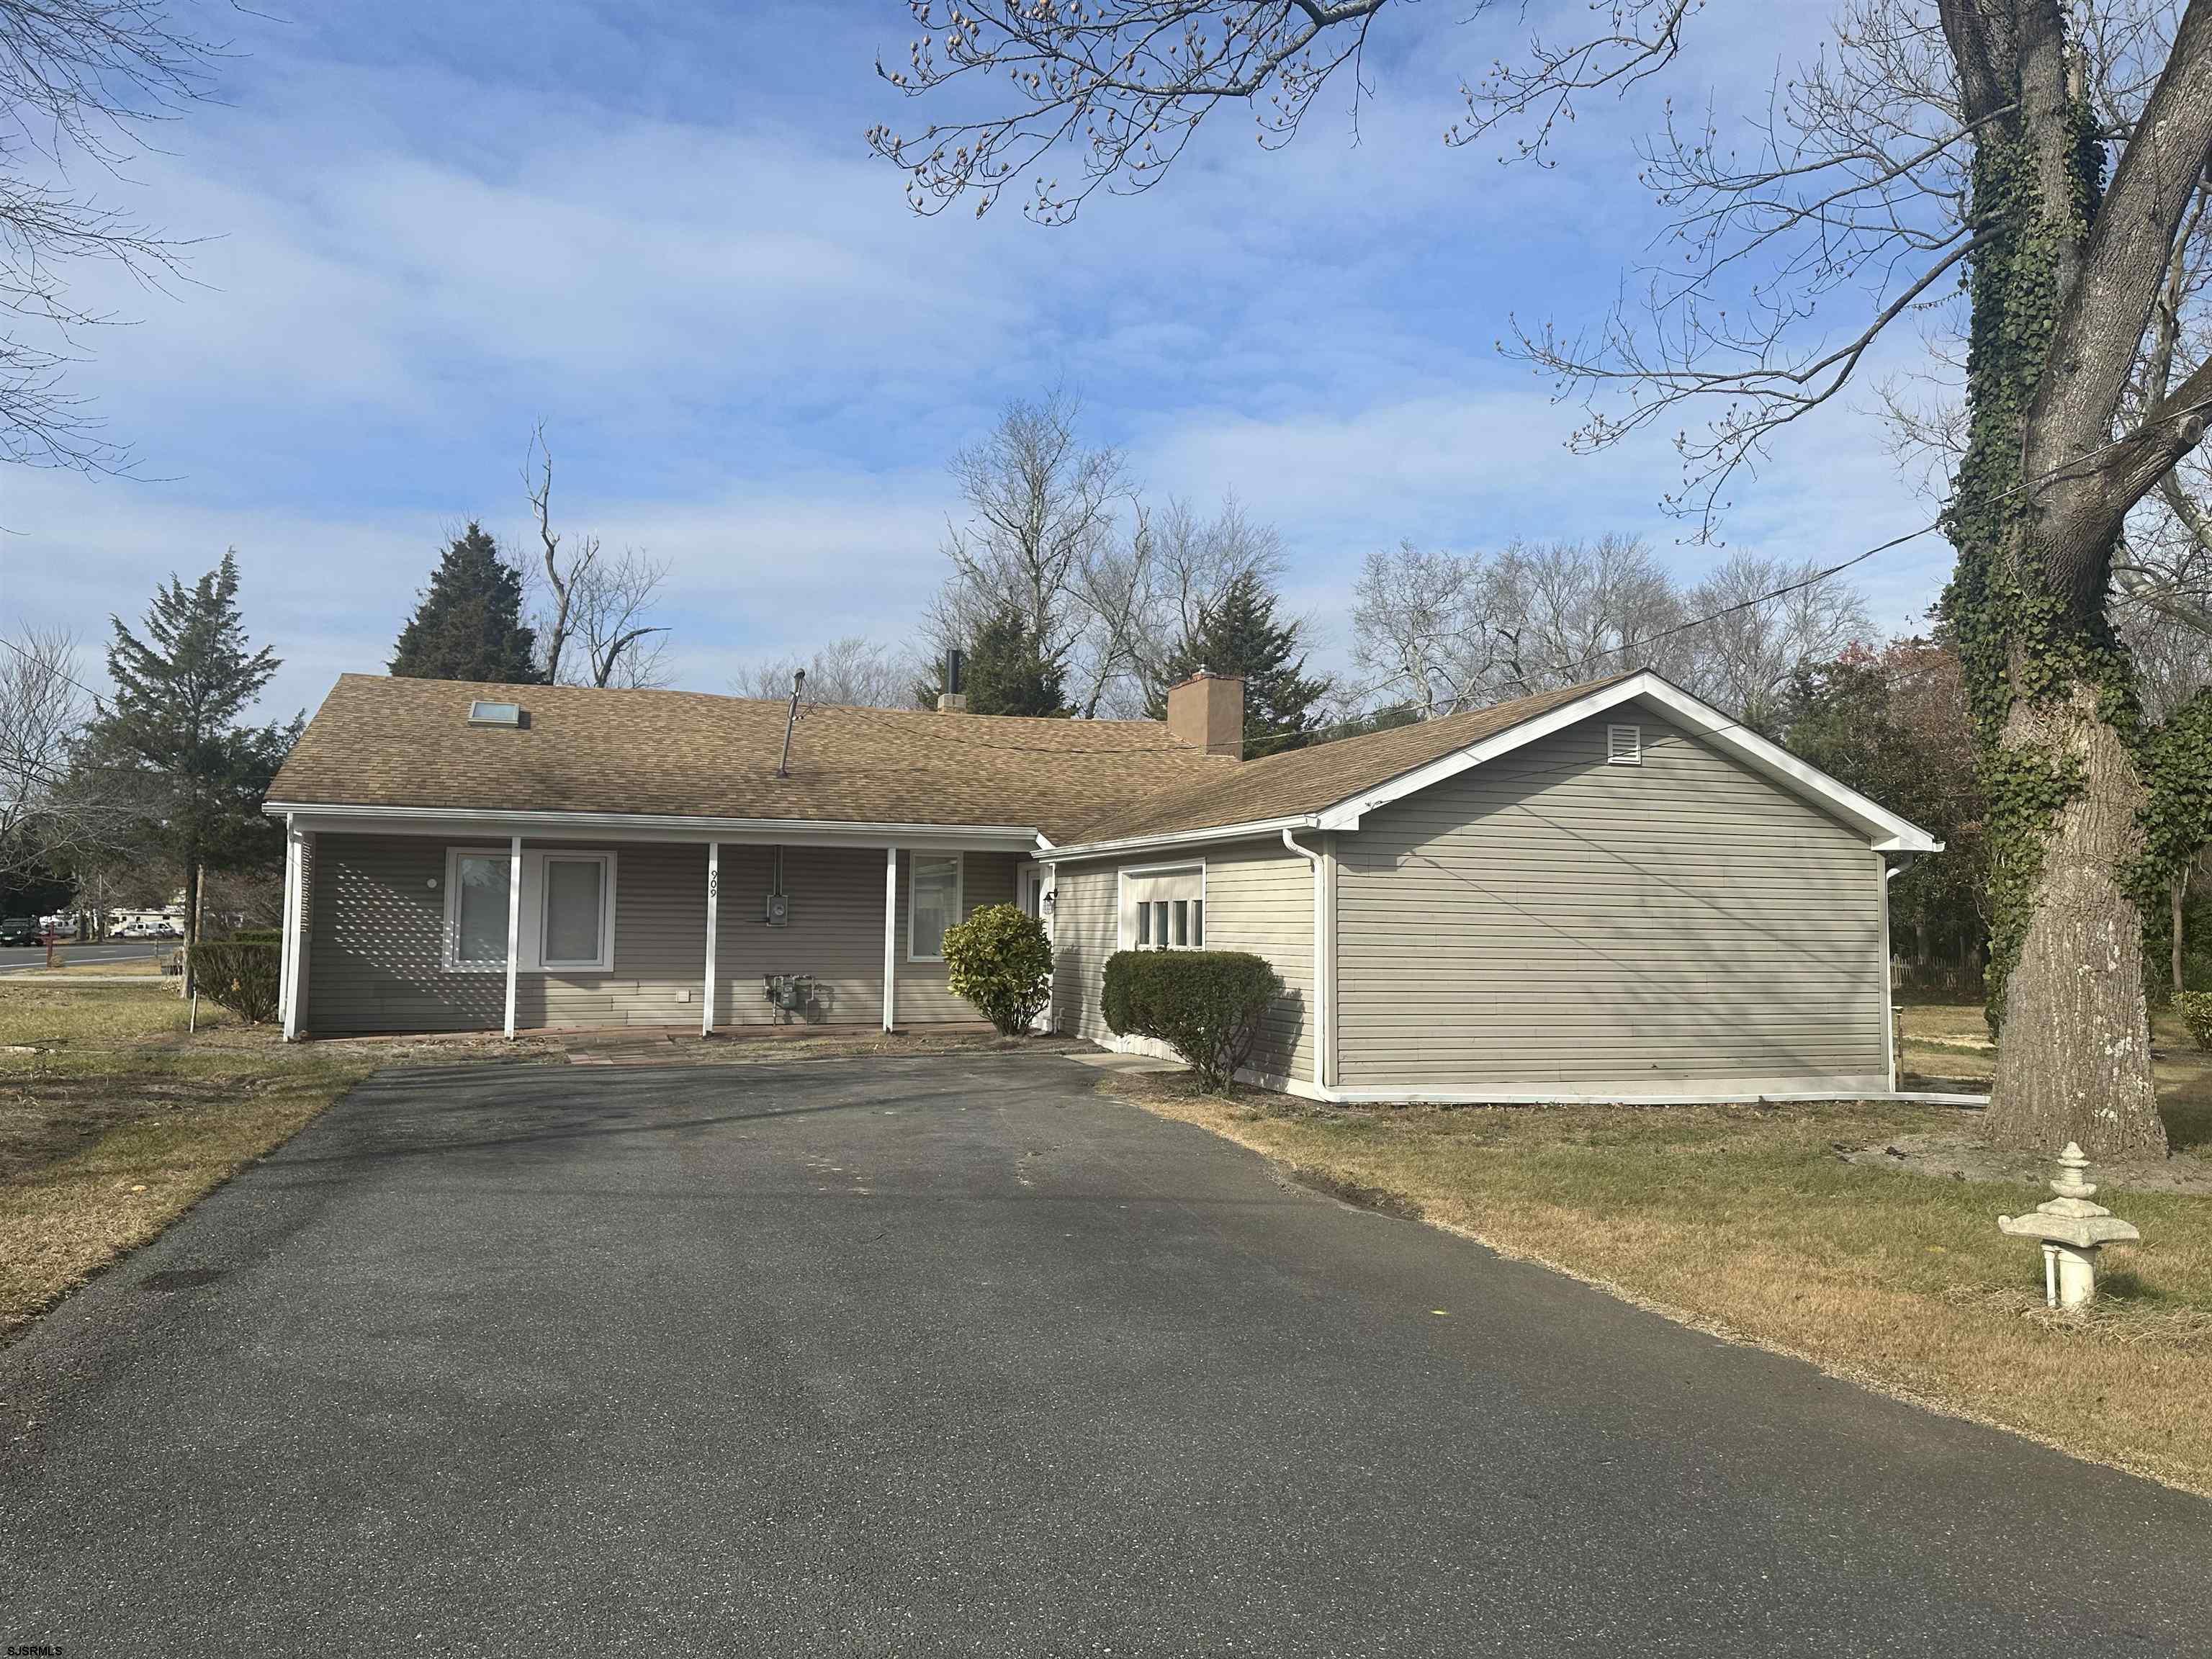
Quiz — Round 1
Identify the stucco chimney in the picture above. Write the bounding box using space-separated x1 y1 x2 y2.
1166 669 1244 759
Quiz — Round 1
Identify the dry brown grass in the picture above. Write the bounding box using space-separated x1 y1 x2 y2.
30 953 168 976
1108 1071 2212 1495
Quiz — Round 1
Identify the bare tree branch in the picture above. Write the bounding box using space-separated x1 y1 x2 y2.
0 0 229 473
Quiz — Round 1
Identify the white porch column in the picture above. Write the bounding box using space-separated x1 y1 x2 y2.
701 841 720 1038
279 817 305 1040
503 834 523 1040
882 845 898 1032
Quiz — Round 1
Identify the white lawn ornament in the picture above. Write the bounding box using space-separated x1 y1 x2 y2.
1997 1143 2140 1311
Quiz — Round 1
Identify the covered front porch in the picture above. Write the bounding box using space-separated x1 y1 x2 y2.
272 812 1043 1040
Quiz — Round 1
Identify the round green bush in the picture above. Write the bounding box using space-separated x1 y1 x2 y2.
943 903 1054 1035
1102 949 1284 1089
2176 990 2212 1051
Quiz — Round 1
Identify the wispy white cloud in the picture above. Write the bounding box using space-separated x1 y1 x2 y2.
4 0 1950 719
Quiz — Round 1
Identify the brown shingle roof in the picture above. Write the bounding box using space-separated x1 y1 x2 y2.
269 673 1631 849
1057 677 1631 845
268 675 1236 844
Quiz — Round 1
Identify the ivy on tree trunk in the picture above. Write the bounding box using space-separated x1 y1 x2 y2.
1942 9 2167 1159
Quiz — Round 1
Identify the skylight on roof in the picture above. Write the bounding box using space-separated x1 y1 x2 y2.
467 700 522 727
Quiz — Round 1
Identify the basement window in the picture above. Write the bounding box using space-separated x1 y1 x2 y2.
1607 723 1642 765
467 700 522 727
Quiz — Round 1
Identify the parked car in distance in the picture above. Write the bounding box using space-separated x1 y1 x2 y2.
0 917 40 947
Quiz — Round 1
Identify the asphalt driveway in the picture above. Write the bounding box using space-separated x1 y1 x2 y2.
3 1051 2208 1656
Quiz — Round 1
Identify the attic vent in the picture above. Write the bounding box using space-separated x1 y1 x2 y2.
1606 722 1642 765
467 700 522 727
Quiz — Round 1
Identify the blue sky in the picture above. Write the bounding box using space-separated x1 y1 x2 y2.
2 0 1950 719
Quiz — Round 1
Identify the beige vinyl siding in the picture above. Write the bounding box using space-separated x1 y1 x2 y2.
1200 841 1314 1084
1048 839 1316 1084
1051 863 1119 1040
307 833 500 1031
714 844 881 1027
307 835 709 1033
1334 706 1888 1094
718 845 1014 1028
894 849 1017 1025
305 835 1016 1034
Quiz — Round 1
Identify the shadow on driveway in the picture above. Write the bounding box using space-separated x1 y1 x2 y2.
3 1050 2207 1658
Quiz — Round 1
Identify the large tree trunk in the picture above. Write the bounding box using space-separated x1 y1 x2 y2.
1984 683 2167 1156
1939 0 2212 1161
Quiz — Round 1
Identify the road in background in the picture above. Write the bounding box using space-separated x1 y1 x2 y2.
0 941 169 976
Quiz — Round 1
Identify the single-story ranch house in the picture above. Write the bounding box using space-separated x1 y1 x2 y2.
265 667 1941 1102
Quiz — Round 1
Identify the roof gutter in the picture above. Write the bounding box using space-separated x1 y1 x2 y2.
1041 814 1322 864
263 801 1044 852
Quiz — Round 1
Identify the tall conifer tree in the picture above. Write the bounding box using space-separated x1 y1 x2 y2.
1150 571 1328 755
390 524 544 683
84 553 297 994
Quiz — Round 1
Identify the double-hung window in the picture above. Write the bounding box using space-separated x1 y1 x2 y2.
446 848 616 974
1122 864 1203 950
908 853 962 963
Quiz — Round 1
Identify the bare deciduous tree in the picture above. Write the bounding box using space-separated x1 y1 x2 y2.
923 389 1149 717
734 635 917 709
1349 542 1492 719
570 549 674 689
1351 536 1866 729
1678 553 1874 734
0 624 133 881
524 422 673 689
1 624 86 868
1 0 225 472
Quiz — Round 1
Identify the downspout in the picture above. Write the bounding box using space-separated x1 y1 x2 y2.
1883 856 1910 1094
1282 828 1331 1094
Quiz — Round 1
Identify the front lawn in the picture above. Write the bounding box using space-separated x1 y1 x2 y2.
1108 1021 2212 1495
0 984 554 1337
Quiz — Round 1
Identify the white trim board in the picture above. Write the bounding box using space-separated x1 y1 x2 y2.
906 850 963 963
1257 1072 1987 1107
1312 673 1942 851
266 801 1040 853
1048 671 1943 861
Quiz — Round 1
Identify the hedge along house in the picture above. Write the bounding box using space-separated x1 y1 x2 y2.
267 667 1943 1103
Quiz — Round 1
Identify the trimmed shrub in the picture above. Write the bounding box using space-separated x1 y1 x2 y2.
232 927 282 943
2177 991 2212 1051
1102 949 1285 1088
192 939 280 1023
943 903 1054 1035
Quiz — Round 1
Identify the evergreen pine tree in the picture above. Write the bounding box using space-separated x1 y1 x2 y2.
966 603 1069 716
390 523 544 683
1149 571 1329 754
83 552 300 995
